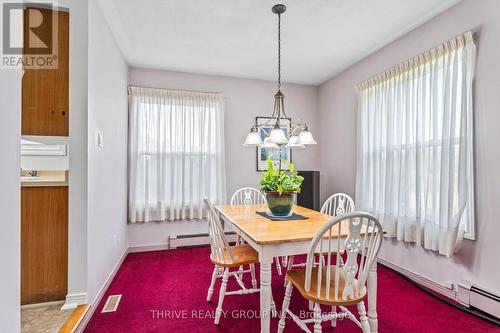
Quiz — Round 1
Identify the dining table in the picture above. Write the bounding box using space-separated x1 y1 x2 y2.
215 203 379 333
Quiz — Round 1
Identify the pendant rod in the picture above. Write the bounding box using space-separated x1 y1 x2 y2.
278 11 281 90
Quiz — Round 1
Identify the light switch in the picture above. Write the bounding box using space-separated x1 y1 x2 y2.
97 133 103 148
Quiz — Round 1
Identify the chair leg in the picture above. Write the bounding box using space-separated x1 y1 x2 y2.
357 301 370 333
214 268 229 324
313 303 322 333
331 306 337 327
278 280 293 333
206 265 219 302
282 255 288 267
275 257 282 276
286 255 295 270
237 265 244 279
271 293 277 318
284 256 295 287
250 263 257 289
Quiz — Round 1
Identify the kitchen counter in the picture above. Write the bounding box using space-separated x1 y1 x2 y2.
21 171 68 187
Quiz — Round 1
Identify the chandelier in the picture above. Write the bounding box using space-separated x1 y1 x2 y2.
243 4 317 149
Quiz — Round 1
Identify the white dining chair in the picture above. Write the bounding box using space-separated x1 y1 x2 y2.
284 193 356 314
230 187 283 276
278 212 383 333
204 198 276 324
285 193 355 271
320 193 355 217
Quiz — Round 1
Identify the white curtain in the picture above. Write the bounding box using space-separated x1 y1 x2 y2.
128 86 227 222
355 32 476 256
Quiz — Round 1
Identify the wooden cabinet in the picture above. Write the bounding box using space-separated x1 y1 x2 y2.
22 8 69 136
21 185 68 304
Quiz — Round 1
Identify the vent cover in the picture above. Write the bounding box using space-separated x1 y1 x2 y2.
101 294 122 313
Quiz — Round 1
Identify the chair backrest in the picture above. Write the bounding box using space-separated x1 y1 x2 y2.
204 198 233 264
230 187 266 205
320 193 355 217
304 212 383 302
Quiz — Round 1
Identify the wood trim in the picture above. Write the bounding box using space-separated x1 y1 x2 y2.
59 304 89 333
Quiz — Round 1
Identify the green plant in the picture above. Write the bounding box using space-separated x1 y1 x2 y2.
260 160 304 195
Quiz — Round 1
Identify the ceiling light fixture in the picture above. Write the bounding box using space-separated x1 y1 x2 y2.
243 4 317 148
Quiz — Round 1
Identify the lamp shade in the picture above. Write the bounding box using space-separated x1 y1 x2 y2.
243 128 263 146
297 128 317 145
262 137 279 149
268 126 288 145
286 135 305 149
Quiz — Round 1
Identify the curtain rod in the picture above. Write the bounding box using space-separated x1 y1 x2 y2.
127 85 223 96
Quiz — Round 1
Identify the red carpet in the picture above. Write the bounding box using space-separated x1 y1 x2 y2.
84 247 500 333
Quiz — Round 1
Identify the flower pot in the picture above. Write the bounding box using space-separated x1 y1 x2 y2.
264 191 297 217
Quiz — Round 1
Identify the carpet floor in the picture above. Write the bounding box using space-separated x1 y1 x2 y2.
84 247 500 333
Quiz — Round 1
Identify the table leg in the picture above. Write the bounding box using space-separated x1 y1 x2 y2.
260 260 272 333
367 258 378 332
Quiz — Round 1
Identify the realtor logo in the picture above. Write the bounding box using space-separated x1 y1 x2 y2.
1 0 59 69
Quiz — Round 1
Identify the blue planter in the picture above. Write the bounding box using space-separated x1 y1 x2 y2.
264 192 297 217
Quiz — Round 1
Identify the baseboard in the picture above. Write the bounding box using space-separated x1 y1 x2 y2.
377 257 457 300
62 293 87 310
21 300 65 310
75 248 128 333
128 244 169 253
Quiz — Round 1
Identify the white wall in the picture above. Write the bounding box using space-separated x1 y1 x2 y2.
59 0 89 306
0 1 89 325
87 0 129 304
0 70 21 333
128 68 320 248
318 0 500 293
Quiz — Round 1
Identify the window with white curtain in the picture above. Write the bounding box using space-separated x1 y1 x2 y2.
355 32 476 256
128 86 226 222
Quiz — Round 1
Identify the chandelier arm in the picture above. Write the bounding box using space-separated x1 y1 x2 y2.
255 98 279 130
279 99 302 128
289 124 304 136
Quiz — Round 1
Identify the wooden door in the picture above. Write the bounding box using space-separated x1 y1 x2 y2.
22 8 69 136
21 186 68 304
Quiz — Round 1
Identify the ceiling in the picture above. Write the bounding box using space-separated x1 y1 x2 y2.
99 0 461 85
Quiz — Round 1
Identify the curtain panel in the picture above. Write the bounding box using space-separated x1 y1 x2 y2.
355 32 476 256
128 86 227 222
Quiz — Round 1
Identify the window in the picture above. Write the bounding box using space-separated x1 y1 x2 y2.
128 87 226 222
355 32 476 256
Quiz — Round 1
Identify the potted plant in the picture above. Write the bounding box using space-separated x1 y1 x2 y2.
260 159 304 217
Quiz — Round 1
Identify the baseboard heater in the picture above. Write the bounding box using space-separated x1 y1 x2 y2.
457 283 500 319
168 232 237 249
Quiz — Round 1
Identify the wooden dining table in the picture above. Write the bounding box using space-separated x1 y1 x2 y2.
215 203 379 333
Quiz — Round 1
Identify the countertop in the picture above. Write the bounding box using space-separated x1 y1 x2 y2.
21 171 69 187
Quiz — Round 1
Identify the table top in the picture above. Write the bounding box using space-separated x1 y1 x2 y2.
215 204 350 245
